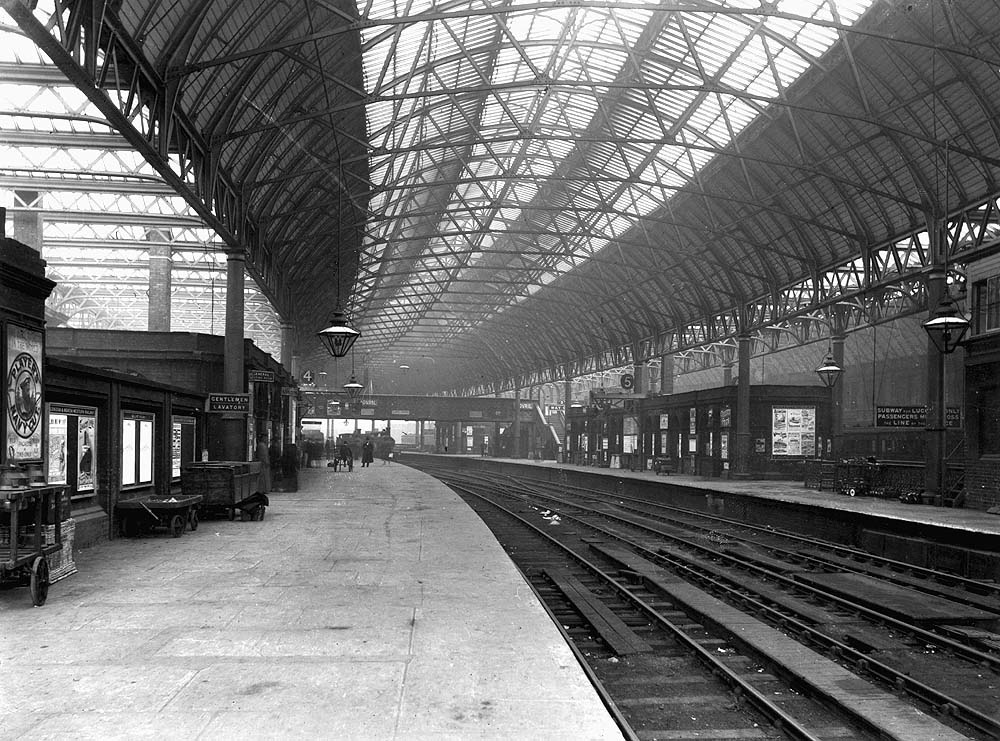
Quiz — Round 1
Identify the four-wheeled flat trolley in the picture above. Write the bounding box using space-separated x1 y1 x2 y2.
117 494 202 538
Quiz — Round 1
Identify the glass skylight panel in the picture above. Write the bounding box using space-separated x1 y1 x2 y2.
354 0 877 335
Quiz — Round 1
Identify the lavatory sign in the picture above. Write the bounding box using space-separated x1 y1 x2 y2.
6 325 43 461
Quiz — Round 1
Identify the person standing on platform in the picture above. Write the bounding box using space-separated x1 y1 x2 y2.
338 439 354 471
255 434 272 493
362 437 374 467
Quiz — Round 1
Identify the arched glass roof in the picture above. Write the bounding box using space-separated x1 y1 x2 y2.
2 1 998 394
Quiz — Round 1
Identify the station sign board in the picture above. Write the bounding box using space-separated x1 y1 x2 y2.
207 393 250 413
875 405 962 428
248 370 275 383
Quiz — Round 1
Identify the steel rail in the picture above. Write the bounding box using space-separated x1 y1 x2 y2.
531 476 1000 600
446 476 874 741
517 479 1000 672
481 478 999 739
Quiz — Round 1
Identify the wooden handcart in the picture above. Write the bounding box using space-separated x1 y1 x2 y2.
1 485 64 606
117 494 202 538
180 461 264 521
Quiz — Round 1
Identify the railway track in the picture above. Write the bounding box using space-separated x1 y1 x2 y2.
418 465 995 740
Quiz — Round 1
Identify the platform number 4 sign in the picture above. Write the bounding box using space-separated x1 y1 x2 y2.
302 370 315 385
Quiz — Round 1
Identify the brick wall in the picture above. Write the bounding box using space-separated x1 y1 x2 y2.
964 459 1000 510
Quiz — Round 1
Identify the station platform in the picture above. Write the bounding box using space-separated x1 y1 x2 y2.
505 457 1000 538
0 465 623 740
409 454 1000 580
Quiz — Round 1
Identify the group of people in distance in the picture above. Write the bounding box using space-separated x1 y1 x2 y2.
331 430 395 471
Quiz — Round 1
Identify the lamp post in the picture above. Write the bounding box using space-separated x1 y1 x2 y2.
343 375 364 400
815 352 843 389
317 308 360 358
922 290 969 501
815 348 843 459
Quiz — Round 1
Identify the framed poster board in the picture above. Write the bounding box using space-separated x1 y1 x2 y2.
771 407 816 457
47 403 98 494
171 416 197 478
122 411 155 488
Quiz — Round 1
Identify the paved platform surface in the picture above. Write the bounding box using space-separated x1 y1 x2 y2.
0 465 623 740
484 457 1000 538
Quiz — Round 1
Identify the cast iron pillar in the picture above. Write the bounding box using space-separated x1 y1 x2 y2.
512 386 521 458
924 266 947 500
563 370 573 461
280 321 294 371
633 359 645 394
660 354 674 395
223 250 246 461
830 333 846 458
733 332 752 475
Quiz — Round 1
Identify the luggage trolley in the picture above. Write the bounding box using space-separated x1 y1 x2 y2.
0 485 64 606
117 494 203 538
181 461 265 521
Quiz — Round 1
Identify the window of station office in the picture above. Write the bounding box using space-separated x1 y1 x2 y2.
47 403 97 499
121 411 154 488
973 276 1000 335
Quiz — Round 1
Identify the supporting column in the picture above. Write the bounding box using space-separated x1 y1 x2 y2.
564 372 573 462
660 355 674 395
925 266 947 500
147 240 172 331
280 321 294 372
633 360 646 395
512 387 521 458
830 333 846 458
733 333 752 475
223 250 246 461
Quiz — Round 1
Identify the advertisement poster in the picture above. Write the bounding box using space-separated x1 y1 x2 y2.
720 431 729 460
771 406 816 457
78 414 96 490
6 325 43 461
172 422 182 478
689 408 696 434
720 407 731 428
48 413 67 484
659 414 669 430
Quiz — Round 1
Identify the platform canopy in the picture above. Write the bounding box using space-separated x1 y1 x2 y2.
2 1 999 396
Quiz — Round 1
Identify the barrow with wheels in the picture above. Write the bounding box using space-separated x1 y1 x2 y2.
117 494 202 538
180 461 261 520
1 485 64 606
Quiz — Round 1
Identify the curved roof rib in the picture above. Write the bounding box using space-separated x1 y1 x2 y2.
2 0 999 396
